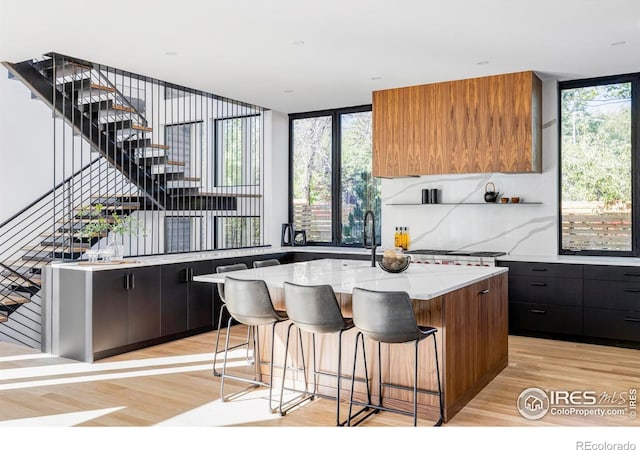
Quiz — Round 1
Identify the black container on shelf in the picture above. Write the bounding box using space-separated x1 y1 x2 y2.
429 188 439 204
421 189 429 204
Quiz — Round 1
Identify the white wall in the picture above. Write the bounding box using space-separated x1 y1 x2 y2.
264 110 289 246
0 67 56 223
380 77 559 256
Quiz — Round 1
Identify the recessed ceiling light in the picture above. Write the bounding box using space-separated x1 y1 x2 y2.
370 76 382 81
611 40 627 46
283 89 294 93
477 61 490 65
292 40 305 46
164 51 178 56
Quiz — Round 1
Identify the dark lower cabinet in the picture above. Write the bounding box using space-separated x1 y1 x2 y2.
584 308 640 341
510 302 583 335
160 263 190 336
93 269 130 354
499 260 640 346
128 266 161 343
188 261 214 330
92 266 161 357
161 261 214 335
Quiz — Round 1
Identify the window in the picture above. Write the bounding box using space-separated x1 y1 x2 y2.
290 105 380 246
165 121 203 179
216 115 261 186
165 216 202 253
217 216 261 249
559 74 638 255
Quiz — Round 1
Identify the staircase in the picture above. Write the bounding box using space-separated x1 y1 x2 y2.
0 52 265 345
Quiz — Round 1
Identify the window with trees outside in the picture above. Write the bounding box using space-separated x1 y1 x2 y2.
559 74 638 255
290 105 381 246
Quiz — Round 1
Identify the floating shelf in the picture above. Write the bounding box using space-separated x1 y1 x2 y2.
386 202 543 205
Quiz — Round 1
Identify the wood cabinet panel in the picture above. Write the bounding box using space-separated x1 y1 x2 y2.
373 71 542 176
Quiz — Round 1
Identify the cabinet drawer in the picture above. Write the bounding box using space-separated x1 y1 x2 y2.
583 265 640 282
509 276 582 306
500 261 582 278
509 302 583 335
584 308 640 342
584 279 640 312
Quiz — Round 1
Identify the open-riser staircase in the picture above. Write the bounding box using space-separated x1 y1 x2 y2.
0 52 265 346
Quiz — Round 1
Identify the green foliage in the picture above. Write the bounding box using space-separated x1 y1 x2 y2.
110 212 145 237
77 204 145 238
561 83 631 207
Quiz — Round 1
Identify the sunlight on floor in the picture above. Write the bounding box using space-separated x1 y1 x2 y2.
0 352 221 381
0 353 56 363
0 407 125 426
155 388 300 427
0 348 254 391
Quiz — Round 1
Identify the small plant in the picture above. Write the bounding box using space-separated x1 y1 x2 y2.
110 212 145 238
78 215 111 238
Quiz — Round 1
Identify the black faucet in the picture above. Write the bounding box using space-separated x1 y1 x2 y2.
363 210 377 267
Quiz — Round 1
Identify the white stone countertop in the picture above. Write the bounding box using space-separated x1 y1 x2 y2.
497 254 640 266
193 258 508 301
49 246 376 271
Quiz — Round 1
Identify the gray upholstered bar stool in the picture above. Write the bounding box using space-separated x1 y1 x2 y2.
220 276 289 411
278 282 371 426
253 259 280 268
213 263 251 377
347 287 444 427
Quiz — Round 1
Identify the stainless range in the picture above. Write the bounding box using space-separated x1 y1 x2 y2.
404 249 506 267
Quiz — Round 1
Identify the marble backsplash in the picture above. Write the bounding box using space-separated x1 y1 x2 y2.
380 171 557 256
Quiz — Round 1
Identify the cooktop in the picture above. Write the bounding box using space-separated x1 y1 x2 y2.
405 249 506 257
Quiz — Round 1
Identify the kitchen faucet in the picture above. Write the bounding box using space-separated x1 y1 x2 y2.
363 210 377 267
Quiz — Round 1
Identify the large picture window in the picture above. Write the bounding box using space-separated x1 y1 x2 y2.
290 105 380 246
559 74 638 255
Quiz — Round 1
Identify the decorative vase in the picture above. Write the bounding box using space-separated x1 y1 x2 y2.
106 235 124 262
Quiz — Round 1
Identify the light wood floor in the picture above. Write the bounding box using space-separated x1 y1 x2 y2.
0 327 638 427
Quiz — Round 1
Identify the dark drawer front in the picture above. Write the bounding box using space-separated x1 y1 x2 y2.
510 302 583 335
584 308 640 342
584 265 640 282
500 261 583 279
510 276 583 306
584 280 640 312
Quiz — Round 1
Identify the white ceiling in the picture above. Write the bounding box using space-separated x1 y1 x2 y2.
1 0 639 113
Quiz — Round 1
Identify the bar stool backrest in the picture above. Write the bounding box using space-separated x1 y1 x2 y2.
224 276 281 326
253 259 281 268
216 263 248 302
351 287 420 343
283 282 346 333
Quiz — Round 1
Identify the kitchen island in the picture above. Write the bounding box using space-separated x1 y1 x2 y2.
194 259 509 423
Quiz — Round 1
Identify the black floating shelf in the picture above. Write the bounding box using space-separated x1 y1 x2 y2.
386 202 543 205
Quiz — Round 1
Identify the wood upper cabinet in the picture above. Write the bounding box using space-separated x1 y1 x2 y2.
372 71 542 176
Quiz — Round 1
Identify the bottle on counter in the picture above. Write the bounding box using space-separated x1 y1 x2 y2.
399 226 410 250
404 227 410 250
394 227 401 248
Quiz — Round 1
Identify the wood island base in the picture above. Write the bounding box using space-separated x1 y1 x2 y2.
255 272 508 423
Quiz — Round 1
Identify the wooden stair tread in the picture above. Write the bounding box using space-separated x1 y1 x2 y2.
183 177 200 181
2 260 49 269
0 294 31 306
166 160 185 166
131 124 153 132
196 192 263 198
89 83 116 93
0 314 7 323
148 143 170 149
22 245 88 253
1 275 41 286
111 104 136 113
